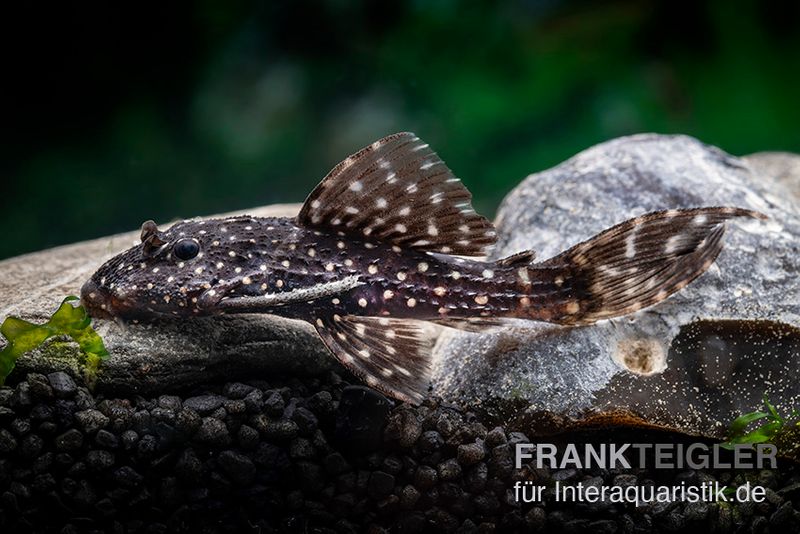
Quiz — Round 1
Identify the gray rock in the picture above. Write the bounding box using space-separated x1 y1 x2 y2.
744 151 800 203
217 450 256 485
47 372 77 398
195 417 231 447
0 204 333 395
183 394 225 414
433 134 800 443
74 409 110 434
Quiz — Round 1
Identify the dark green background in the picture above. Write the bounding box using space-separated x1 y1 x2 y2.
2 1 799 260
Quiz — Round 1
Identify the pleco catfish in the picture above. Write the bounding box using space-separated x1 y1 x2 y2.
81 132 765 403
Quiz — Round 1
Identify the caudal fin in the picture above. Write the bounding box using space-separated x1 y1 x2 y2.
541 207 765 325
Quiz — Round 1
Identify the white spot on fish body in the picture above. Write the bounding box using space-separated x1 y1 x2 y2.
349 181 363 192
433 286 446 296
376 198 387 208
406 298 417 307
368 264 378 274
482 269 494 279
474 295 489 305
417 262 429 273
397 271 407 281
383 290 394 299
398 206 410 216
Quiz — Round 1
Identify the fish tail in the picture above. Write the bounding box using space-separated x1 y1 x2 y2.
537 207 766 325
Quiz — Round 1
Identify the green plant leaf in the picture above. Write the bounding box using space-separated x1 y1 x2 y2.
0 296 109 385
728 411 770 437
763 394 782 423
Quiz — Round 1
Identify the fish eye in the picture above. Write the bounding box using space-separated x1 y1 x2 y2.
173 238 200 260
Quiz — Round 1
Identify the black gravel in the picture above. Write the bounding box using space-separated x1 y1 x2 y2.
1 370 800 533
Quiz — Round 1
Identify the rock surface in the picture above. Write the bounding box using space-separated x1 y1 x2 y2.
433 134 800 440
0 204 335 394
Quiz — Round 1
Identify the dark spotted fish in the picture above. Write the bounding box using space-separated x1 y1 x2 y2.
80 132 765 403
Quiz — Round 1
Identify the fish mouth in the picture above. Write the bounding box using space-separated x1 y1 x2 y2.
197 284 230 312
80 279 116 319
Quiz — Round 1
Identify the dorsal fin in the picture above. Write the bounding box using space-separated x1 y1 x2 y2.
297 132 496 256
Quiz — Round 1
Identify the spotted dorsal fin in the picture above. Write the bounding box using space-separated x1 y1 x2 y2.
297 132 496 256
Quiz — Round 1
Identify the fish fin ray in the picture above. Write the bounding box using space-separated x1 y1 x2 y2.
540 207 764 324
431 317 521 333
312 315 434 404
297 132 496 256
497 250 536 266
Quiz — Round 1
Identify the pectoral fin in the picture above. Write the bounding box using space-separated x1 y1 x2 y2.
312 315 434 404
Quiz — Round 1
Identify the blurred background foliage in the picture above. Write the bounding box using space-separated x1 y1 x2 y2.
2 0 799 259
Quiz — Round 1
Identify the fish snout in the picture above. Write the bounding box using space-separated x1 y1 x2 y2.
80 278 114 319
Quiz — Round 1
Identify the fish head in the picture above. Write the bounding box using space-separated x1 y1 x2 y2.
81 216 284 320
